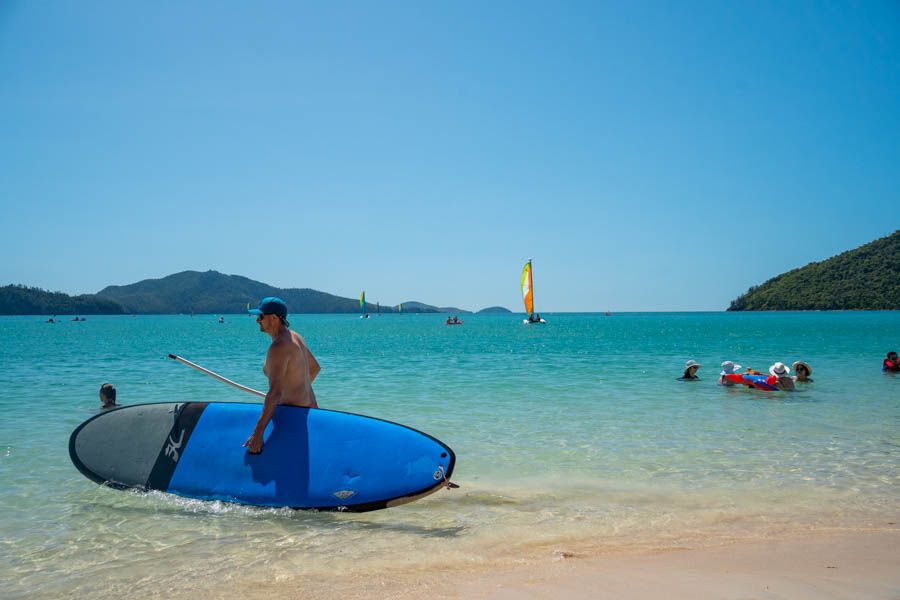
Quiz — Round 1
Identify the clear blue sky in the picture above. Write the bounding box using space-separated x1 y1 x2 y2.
1 1 898 311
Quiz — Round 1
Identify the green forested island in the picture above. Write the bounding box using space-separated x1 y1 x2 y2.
477 306 513 314
96 270 375 314
0 285 127 315
0 271 482 315
728 230 900 311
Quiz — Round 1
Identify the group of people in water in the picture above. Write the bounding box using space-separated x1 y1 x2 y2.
678 359 808 391
678 351 898 391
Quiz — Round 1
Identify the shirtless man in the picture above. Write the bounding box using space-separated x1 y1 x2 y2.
244 297 320 454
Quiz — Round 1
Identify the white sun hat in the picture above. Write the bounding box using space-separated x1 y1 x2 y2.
720 361 742 375
769 362 790 377
792 361 812 375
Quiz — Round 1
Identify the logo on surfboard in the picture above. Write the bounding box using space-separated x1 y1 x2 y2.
165 429 186 462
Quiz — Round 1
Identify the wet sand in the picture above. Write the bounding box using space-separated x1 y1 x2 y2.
226 529 900 599
455 529 900 600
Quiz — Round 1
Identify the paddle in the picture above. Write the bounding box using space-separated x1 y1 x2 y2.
168 354 265 398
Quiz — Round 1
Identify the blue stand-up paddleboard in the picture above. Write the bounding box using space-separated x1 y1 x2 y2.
69 402 456 512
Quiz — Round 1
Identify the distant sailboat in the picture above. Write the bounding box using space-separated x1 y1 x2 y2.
521 259 546 325
397 303 403 313
360 291 369 318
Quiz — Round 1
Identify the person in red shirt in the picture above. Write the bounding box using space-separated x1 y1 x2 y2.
884 351 900 372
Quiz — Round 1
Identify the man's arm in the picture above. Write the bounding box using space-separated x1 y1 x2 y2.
243 343 287 454
308 349 320 382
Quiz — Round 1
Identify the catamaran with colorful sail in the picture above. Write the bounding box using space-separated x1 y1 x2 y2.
360 291 369 319
521 259 546 324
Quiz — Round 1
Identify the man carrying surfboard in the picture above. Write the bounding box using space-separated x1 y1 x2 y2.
244 297 320 454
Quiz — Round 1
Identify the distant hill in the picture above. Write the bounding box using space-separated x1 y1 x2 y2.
399 301 472 314
395 301 439 313
0 285 127 315
1 270 483 315
477 306 512 314
97 270 395 314
728 230 900 311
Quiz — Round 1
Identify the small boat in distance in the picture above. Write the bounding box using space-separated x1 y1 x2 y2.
445 315 463 325
360 291 369 318
604 311 613 316
521 259 546 325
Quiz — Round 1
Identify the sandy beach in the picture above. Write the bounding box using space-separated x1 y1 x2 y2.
454 529 900 600
225 529 900 600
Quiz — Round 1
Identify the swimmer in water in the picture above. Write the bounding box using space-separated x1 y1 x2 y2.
768 362 795 391
678 360 701 381
792 361 813 382
99 383 117 409
718 360 742 386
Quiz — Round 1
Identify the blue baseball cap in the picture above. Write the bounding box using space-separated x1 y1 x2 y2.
249 297 287 318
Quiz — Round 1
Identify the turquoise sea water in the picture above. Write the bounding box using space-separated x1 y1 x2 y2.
1 312 898 598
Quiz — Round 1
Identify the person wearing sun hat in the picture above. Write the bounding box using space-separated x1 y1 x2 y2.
720 361 795 391
718 360 742 386
243 297 321 454
792 361 813 382
678 359 702 381
769 362 795 391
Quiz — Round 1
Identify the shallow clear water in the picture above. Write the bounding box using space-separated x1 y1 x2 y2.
1 312 898 598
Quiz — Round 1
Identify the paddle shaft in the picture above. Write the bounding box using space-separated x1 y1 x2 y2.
168 354 266 398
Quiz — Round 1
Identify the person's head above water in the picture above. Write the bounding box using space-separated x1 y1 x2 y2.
682 360 701 379
720 361 742 375
792 361 812 380
249 297 290 330
769 362 791 378
99 383 116 408
888 351 899 362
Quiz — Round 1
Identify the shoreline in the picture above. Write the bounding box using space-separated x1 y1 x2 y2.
209 528 900 600
455 528 900 600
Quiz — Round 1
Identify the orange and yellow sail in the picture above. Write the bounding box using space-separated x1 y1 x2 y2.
521 259 534 316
